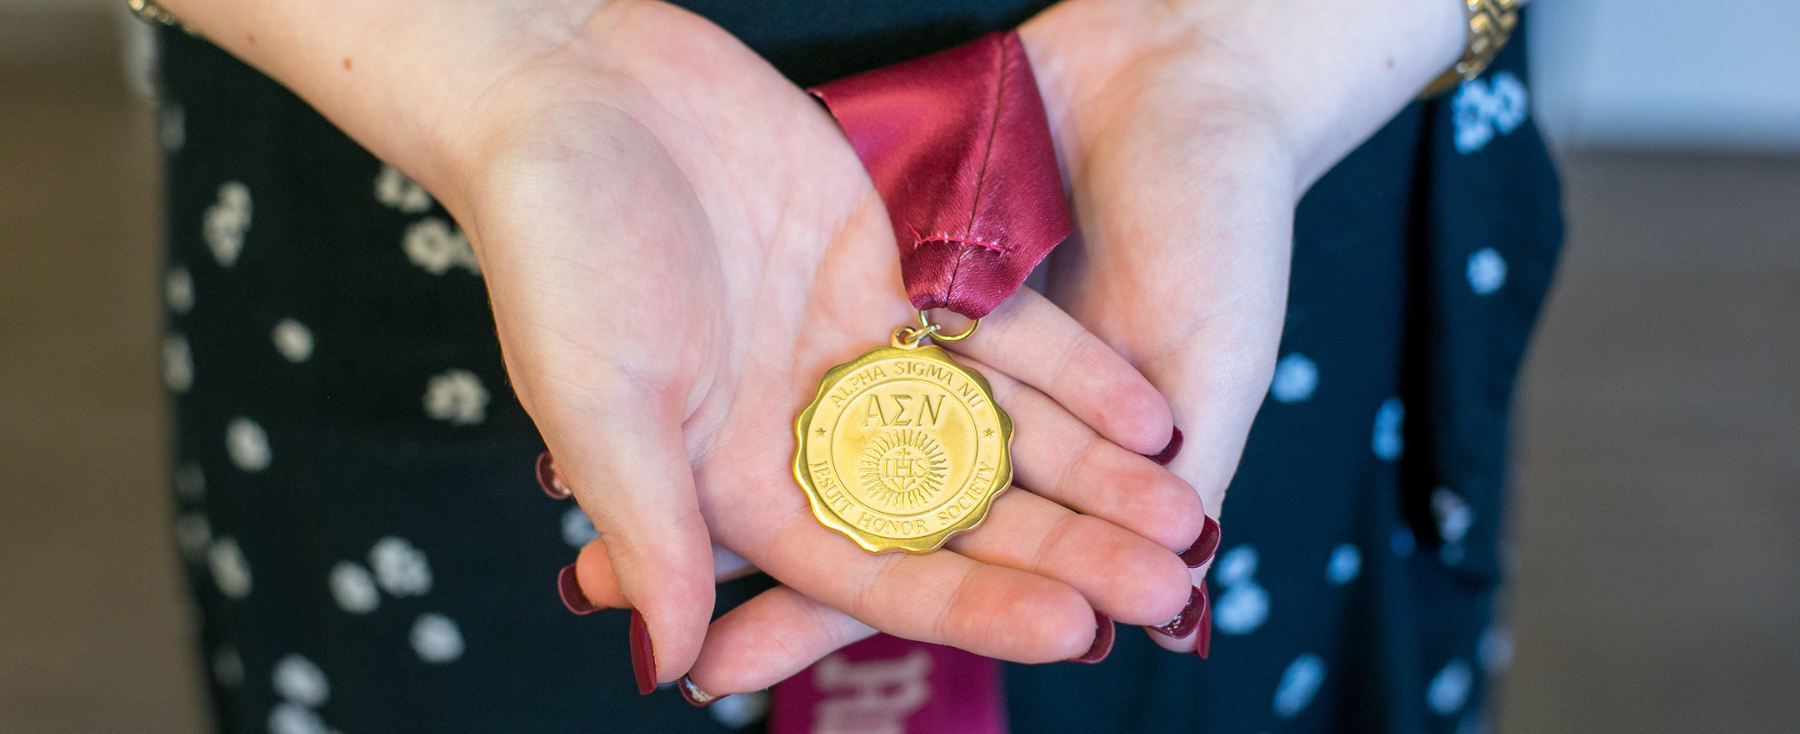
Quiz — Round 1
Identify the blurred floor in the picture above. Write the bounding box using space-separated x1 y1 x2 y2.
1 14 1797 734
1502 151 1800 733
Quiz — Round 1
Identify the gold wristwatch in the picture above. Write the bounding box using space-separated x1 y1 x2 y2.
1421 0 1520 97
127 0 181 26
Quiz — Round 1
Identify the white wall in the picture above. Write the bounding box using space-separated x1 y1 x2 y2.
1531 0 1800 151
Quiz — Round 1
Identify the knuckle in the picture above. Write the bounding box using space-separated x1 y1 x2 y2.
1138 470 1206 550
1046 330 1097 396
1077 518 1188 625
993 576 1089 663
1054 433 1110 502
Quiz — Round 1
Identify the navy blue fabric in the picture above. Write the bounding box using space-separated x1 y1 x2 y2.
1005 36 1561 734
158 5 1559 733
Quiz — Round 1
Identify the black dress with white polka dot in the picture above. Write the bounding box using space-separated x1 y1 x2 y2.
157 4 1560 732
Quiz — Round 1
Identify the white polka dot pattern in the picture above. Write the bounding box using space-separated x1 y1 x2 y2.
1215 582 1270 636
1432 489 1473 543
369 536 432 597
1426 659 1473 715
1432 487 1475 566
330 561 381 614
1214 545 1257 586
1372 398 1404 461
268 702 328 734
163 333 193 393
1453 71 1528 154
711 690 771 729
562 505 599 548
1466 248 1508 295
272 318 314 363
1326 543 1361 585
1213 545 1270 636
203 182 252 267
208 537 252 599
1270 353 1319 404
1273 653 1326 719
411 613 465 663
375 163 434 214
424 369 489 426
273 653 330 707
226 416 271 472
165 266 194 313
403 218 479 276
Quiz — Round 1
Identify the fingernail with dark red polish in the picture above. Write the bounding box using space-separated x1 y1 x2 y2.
557 563 600 615
630 609 656 695
1070 610 1115 664
679 676 718 707
1149 586 1203 639
536 451 572 500
1146 427 1183 466
1179 516 1221 568
1191 583 1213 659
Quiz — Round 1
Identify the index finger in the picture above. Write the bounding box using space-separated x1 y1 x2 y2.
939 288 1177 456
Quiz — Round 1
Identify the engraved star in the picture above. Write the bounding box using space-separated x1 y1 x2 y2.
816 428 827 437
984 429 995 438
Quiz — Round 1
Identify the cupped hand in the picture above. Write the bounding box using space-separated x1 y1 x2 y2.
1022 0 1464 652
1018 1 1298 654
454 0 1206 688
646 0 1467 686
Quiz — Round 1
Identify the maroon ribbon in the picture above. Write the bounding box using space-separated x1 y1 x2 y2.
810 31 1072 320
771 31 1072 734
769 635 1006 734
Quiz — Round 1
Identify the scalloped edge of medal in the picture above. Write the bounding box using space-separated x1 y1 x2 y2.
792 344 1015 554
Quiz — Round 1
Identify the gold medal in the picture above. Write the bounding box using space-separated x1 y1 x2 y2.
799 31 1065 554
794 314 1012 553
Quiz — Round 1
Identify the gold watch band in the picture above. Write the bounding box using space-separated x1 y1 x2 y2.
1421 0 1521 98
127 0 180 26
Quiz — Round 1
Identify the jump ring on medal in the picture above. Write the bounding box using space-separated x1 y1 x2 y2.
892 324 938 349
917 310 980 343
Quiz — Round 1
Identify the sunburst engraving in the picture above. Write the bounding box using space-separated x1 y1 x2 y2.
857 429 949 509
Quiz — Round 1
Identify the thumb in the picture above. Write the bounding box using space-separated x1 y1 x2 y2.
563 534 759 613
549 411 714 695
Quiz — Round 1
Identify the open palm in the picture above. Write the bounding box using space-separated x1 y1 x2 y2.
456 0 1205 689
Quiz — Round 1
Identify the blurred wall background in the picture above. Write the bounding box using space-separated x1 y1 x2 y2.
0 1 203 732
1 1 1795 733
1530 0 1800 150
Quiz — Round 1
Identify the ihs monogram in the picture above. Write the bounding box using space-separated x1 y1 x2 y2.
858 429 948 508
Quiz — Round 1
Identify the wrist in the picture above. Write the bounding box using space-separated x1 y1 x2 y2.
1247 0 1467 185
1025 0 1466 191
157 0 610 214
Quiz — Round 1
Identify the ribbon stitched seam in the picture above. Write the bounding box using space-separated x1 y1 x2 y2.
928 37 1015 303
909 225 1007 253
